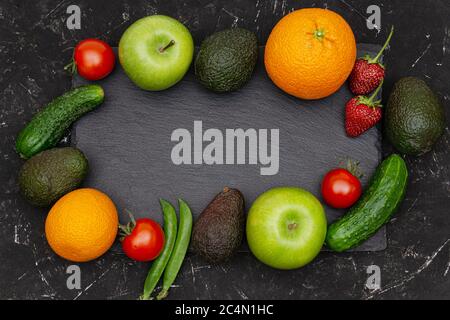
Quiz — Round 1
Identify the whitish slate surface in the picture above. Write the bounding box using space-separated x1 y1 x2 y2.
73 45 385 251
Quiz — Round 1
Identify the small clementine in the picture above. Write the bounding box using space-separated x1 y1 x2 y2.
264 8 357 100
45 188 118 262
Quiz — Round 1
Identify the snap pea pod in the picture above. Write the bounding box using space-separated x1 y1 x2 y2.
157 199 193 300
141 199 177 300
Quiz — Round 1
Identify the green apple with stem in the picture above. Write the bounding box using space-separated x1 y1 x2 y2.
119 15 194 91
246 187 327 270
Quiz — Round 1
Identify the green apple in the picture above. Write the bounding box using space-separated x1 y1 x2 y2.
119 15 194 91
246 187 327 270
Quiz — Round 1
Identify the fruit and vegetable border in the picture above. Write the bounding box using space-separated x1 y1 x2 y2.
13 8 446 300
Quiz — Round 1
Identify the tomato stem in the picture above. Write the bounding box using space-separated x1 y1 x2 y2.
159 40 175 53
125 209 136 226
357 79 384 108
118 209 137 239
313 28 326 41
367 79 384 105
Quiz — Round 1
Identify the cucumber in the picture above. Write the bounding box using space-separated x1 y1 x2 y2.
16 85 104 159
326 154 408 252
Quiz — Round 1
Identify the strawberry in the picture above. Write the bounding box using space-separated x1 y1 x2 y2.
345 80 383 137
349 27 394 95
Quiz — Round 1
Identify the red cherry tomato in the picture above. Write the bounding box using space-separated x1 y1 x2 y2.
321 168 362 209
121 218 165 262
73 39 115 80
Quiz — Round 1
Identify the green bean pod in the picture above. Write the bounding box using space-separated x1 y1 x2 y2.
157 199 193 300
141 199 177 300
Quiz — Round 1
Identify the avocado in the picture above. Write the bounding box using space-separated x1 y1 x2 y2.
18 147 88 207
385 77 446 155
192 187 245 263
195 28 258 92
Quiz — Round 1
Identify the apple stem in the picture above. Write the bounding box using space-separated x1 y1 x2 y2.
159 40 175 53
288 223 298 230
369 26 394 64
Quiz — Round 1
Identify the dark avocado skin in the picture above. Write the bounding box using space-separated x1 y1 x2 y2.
18 147 88 207
195 28 258 93
192 187 245 264
385 77 446 156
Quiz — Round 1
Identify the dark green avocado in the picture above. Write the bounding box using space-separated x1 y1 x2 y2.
18 147 88 207
385 77 446 156
191 187 245 263
195 28 258 92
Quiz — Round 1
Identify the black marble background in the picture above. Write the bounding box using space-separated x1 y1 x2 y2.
0 0 449 300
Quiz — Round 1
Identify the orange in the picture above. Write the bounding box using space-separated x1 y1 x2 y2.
45 188 119 262
264 8 357 100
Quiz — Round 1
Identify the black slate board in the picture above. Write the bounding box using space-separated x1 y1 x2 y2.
73 45 385 251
